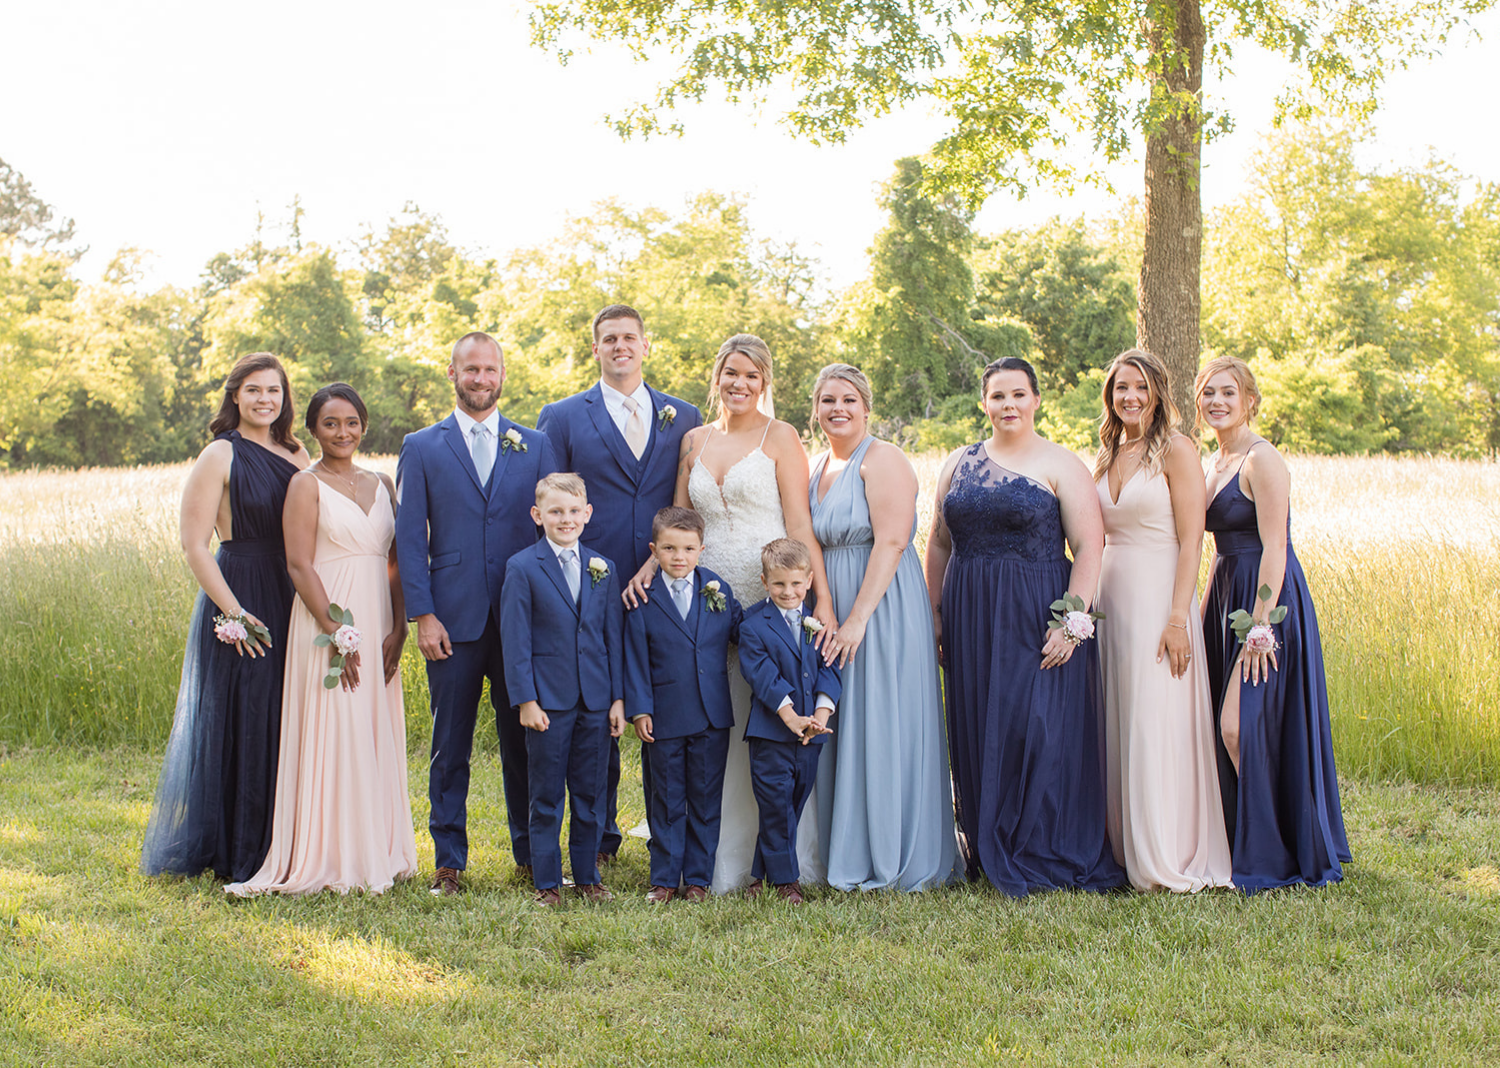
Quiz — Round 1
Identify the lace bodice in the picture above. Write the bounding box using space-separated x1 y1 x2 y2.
942 444 1066 563
688 439 786 600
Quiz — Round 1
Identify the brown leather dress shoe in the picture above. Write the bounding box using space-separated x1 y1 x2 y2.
645 885 676 904
744 879 763 899
681 885 709 903
575 883 615 903
775 882 805 905
430 867 462 896
534 886 562 907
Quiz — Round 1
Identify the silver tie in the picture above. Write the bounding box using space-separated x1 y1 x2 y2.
561 549 580 603
622 396 648 460
785 608 801 640
471 424 493 486
672 577 691 620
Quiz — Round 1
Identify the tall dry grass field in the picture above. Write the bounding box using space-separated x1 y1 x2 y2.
1 453 1496 783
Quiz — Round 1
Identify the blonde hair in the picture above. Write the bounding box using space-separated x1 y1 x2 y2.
536 471 587 504
810 363 873 437
1192 356 1261 431
1093 349 1181 482
706 333 775 418
760 537 811 575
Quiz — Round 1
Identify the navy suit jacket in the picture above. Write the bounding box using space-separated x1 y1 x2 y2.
537 383 702 574
395 412 557 643
500 540 625 713
736 598 843 744
623 567 742 740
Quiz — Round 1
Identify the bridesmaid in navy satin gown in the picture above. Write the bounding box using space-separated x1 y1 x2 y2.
1197 356 1350 890
925 357 1125 896
141 354 308 881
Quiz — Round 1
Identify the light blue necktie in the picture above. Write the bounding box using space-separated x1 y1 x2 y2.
560 549 580 603
470 424 493 486
671 578 692 620
784 608 800 640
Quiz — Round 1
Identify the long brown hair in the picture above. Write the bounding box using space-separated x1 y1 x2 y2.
1093 349 1180 482
208 353 299 454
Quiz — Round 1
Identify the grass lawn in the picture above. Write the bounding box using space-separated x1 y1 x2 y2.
2 747 1497 1066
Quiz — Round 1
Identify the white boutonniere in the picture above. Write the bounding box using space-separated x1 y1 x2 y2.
587 557 610 587
657 404 677 431
501 427 527 453
702 579 726 612
801 616 824 644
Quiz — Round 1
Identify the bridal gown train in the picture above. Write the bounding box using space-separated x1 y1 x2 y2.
688 428 825 893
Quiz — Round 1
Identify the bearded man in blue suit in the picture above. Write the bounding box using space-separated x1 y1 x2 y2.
537 304 701 863
396 332 557 896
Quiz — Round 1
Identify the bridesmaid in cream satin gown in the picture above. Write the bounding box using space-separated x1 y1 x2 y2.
1094 350 1232 892
228 383 417 896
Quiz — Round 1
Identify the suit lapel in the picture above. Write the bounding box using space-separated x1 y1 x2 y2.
638 384 668 472
652 576 694 638
537 541 579 617
489 415 518 497
442 416 486 494
771 601 803 658
584 386 644 485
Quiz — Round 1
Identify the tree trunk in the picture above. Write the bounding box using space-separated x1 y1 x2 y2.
1139 0 1205 432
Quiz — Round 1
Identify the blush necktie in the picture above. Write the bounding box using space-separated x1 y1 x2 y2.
622 396 648 460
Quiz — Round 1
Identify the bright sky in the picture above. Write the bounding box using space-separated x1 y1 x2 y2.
4 2 1496 294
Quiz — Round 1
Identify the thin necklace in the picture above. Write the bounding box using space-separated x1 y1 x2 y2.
317 462 359 493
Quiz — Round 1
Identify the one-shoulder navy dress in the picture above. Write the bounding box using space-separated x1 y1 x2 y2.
141 431 299 881
1203 455 1351 890
940 444 1125 896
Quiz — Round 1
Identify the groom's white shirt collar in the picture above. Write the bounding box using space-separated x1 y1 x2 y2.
453 407 500 439
598 379 653 436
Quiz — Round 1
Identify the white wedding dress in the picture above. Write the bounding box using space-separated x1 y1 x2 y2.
689 426 826 893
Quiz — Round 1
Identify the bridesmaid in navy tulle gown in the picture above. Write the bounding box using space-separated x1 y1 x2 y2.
141 353 308 881
1197 356 1350 890
925 357 1125 896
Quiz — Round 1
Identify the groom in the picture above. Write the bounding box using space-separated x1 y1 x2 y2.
537 304 701 862
396 331 557 895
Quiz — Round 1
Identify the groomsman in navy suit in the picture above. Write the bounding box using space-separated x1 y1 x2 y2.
395 332 557 896
537 304 702 864
624 507 742 903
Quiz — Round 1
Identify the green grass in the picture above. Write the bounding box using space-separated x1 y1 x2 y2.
1 747 1497 1066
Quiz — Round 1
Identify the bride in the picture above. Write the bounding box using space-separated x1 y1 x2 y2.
628 333 837 893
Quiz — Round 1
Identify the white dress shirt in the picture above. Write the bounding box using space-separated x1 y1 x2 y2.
453 407 501 467
599 379 654 439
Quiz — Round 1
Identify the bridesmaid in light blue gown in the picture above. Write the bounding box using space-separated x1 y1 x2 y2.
809 364 960 891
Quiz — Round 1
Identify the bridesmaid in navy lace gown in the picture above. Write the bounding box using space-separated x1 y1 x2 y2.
141 354 308 881
1197 356 1349 890
925 358 1125 896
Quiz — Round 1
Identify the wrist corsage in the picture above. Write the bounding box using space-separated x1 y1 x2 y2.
313 603 360 689
587 557 610 587
500 427 527 453
1048 592 1104 646
657 404 677 431
1229 583 1287 654
801 616 824 644
702 579 727 612
214 611 271 651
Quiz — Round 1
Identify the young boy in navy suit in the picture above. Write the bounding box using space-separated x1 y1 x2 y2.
737 537 842 905
500 473 626 906
624 507 742 904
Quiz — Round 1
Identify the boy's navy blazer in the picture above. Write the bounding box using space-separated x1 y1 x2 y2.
623 567 741 740
500 539 624 713
536 384 701 574
394 412 557 642
736 598 842 744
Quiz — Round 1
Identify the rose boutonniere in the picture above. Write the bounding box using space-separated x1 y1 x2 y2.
1048 592 1105 646
1229 583 1287 653
702 579 727 612
587 557 610 587
213 611 271 652
501 427 527 453
312 603 360 689
657 404 677 431
801 616 824 644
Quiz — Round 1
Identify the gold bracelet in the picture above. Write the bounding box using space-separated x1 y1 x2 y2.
1167 621 1188 630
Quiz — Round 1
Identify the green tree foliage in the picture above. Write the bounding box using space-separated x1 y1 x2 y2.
1203 123 1500 454
0 157 77 254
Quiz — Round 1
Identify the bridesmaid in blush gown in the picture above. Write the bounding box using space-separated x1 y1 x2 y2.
1093 350 1232 892
228 384 417 896
1197 356 1349 891
142 353 308 882
924 357 1124 896
808 364 959 891
627 334 837 894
